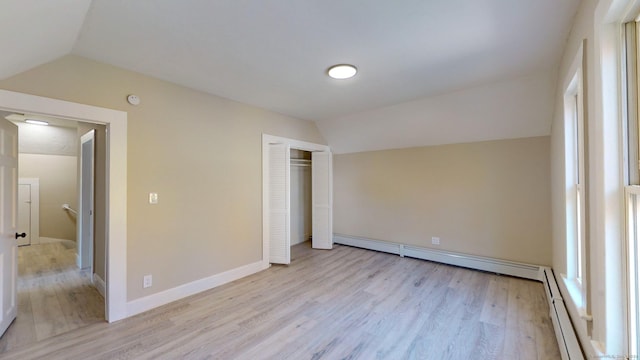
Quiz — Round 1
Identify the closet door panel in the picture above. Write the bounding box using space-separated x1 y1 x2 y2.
312 151 333 250
269 143 290 264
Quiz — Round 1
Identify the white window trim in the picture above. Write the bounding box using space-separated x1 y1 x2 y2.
562 42 588 313
626 186 640 357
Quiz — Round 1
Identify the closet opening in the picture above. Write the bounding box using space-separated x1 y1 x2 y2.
290 149 312 247
262 134 332 266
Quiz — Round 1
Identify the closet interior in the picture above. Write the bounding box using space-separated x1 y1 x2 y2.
290 149 312 246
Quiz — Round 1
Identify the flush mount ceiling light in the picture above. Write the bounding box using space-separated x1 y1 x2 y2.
25 119 49 126
327 64 357 79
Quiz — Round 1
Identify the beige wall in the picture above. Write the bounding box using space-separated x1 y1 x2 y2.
334 136 551 265
19 153 77 241
0 55 326 301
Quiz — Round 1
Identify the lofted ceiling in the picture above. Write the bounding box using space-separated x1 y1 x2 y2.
0 0 580 152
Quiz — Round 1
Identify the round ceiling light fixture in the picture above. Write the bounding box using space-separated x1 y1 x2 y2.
327 64 357 80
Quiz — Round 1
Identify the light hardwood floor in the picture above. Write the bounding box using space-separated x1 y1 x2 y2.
0 242 560 359
0 241 105 353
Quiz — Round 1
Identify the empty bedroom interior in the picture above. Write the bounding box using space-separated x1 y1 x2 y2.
0 0 637 359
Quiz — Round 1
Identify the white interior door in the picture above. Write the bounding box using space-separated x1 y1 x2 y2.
312 151 333 249
17 183 31 246
0 118 18 337
268 143 290 264
78 130 95 270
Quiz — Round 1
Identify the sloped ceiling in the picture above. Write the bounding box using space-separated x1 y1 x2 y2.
0 0 91 79
0 0 580 153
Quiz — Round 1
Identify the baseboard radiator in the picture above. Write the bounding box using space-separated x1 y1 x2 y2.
333 234 584 359
334 234 541 280
541 267 584 360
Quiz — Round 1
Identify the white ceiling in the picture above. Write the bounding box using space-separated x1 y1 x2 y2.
0 0 580 152
0 0 91 79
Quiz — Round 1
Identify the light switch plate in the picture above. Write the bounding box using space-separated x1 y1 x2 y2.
149 192 158 204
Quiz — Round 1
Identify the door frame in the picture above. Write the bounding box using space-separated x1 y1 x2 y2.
18 178 40 245
262 134 331 265
0 89 128 322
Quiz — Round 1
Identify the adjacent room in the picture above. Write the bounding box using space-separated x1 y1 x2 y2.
0 0 637 359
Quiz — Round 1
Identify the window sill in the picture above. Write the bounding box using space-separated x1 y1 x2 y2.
562 275 586 315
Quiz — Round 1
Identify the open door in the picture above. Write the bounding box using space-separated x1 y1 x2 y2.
78 130 95 270
268 143 291 264
0 118 18 337
312 151 333 249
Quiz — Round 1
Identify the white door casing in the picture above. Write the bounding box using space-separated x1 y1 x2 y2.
262 134 333 265
268 143 290 264
312 151 333 250
0 118 18 337
78 130 95 271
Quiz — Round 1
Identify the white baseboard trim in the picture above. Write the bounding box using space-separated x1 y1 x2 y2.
540 267 584 360
93 273 106 299
126 260 269 318
334 234 541 281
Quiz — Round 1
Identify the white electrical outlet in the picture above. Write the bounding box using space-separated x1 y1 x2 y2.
431 237 440 245
143 275 153 288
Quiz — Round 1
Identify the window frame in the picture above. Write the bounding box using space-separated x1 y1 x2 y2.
562 43 588 312
625 19 640 357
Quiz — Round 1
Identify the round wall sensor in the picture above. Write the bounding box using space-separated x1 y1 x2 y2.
127 94 141 106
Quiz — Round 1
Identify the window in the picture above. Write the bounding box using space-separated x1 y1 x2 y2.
563 51 587 309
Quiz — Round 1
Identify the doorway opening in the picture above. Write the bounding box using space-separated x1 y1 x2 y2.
290 149 312 247
17 178 39 247
0 89 128 325
0 112 107 352
262 134 333 265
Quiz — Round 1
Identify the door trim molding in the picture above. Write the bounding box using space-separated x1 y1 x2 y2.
262 134 330 266
18 178 39 245
0 89 128 322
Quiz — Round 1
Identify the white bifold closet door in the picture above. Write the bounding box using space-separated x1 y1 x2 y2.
268 143 291 264
312 151 333 249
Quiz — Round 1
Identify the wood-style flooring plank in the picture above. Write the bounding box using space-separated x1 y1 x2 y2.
0 241 105 354
1 242 561 360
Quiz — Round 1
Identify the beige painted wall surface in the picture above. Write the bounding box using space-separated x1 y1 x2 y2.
0 55 326 301
334 136 551 265
19 153 77 241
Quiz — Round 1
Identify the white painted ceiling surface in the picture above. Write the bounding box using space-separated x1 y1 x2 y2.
0 0 580 153
0 0 91 79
